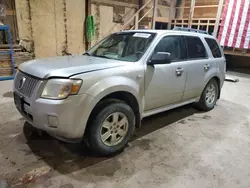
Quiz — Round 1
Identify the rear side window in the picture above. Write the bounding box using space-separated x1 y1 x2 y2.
185 36 207 59
205 38 222 58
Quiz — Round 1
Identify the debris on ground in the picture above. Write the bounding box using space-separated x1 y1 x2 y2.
12 167 51 186
59 183 74 188
0 180 8 188
225 76 239 82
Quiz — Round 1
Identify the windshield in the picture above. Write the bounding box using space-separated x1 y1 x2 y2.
86 32 156 62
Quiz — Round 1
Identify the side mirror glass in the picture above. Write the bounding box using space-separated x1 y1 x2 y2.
148 52 171 65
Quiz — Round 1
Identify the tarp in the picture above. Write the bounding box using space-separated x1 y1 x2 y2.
218 0 250 49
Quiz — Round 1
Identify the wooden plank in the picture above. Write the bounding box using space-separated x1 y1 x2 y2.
0 68 13 76
176 6 189 9
173 18 216 21
0 44 20 49
176 5 223 9
190 23 216 26
138 7 153 23
213 0 224 37
156 17 169 23
224 50 250 57
135 13 139 29
6 10 15 15
195 0 219 6
158 5 169 9
188 0 195 27
152 0 158 29
91 0 138 8
193 7 218 19
0 52 33 70
121 0 152 30
206 22 209 32
168 1 174 29
195 5 219 8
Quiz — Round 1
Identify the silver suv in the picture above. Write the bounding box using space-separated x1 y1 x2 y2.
13 30 226 156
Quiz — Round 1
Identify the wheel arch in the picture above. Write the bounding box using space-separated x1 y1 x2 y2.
87 91 141 129
205 76 221 99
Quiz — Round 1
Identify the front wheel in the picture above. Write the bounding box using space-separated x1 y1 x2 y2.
86 100 135 156
197 79 219 111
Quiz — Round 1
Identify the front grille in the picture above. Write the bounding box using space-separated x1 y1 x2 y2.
14 71 40 97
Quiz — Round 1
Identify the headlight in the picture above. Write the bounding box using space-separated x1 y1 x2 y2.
41 79 82 99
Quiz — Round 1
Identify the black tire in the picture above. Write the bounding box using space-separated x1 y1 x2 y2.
23 122 46 140
23 121 39 140
197 79 219 111
86 100 135 156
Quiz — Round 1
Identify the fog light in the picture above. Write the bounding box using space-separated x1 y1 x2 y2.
48 115 58 128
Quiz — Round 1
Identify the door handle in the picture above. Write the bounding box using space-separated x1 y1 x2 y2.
176 67 184 77
204 64 210 71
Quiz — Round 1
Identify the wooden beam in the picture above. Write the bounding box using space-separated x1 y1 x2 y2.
176 5 224 9
135 13 139 29
138 7 153 23
121 0 152 30
156 17 169 23
152 0 158 29
213 0 224 37
224 50 250 57
6 10 15 15
168 1 174 29
188 0 195 27
91 0 138 8
158 5 169 9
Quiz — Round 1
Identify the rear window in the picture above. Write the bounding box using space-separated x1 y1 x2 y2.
185 36 207 59
205 38 222 58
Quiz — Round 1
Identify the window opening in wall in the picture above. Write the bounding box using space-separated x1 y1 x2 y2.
155 22 168 30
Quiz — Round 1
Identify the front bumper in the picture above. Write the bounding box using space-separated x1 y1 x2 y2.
14 91 94 141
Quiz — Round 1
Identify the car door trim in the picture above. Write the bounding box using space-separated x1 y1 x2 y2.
142 97 199 118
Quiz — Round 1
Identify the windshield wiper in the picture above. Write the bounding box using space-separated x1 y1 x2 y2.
83 52 91 56
94 55 111 59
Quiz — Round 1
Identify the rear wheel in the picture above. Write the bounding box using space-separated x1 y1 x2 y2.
197 79 219 111
86 100 135 156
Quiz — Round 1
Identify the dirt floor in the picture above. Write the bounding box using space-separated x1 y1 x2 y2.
0 70 250 188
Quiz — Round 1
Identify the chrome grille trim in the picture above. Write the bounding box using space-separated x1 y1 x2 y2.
14 71 40 98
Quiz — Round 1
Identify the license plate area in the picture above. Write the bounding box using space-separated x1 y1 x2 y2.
14 92 24 111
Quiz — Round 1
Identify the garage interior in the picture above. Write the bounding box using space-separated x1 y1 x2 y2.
0 0 248 79
0 0 250 187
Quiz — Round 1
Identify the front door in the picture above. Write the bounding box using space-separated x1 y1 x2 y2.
144 35 187 111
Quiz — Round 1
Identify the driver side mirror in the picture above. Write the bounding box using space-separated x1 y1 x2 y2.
148 52 171 65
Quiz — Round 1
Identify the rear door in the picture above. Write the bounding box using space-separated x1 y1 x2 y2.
182 36 214 100
205 37 226 84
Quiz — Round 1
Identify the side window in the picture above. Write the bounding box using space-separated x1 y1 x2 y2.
154 36 186 62
185 36 207 59
205 38 222 58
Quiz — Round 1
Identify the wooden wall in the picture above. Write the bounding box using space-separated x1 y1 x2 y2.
90 0 137 45
181 0 220 19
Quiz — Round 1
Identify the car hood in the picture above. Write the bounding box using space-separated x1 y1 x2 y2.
18 55 128 79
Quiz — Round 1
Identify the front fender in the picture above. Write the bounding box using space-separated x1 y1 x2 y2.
76 76 142 137
86 76 141 108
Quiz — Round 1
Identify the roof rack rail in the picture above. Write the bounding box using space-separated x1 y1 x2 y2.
172 26 209 34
